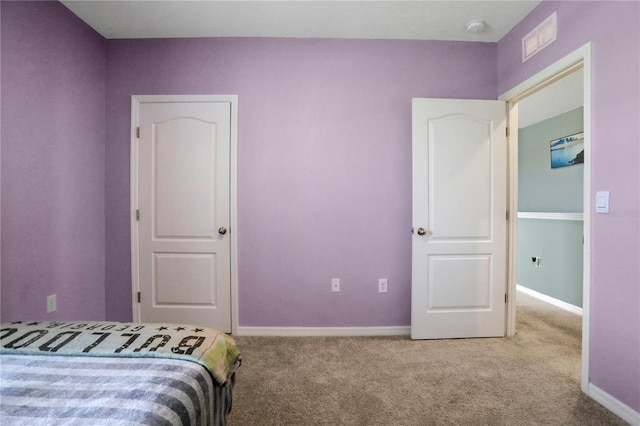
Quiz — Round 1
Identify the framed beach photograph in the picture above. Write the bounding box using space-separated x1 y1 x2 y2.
550 132 584 169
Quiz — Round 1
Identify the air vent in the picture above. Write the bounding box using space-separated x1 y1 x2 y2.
522 12 557 62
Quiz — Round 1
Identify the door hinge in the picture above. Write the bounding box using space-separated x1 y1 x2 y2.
506 210 510 220
506 127 510 137
137 292 141 303
505 293 508 303
136 209 140 221
136 127 140 138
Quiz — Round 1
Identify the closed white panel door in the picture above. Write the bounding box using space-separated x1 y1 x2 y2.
411 98 507 339
137 101 231 332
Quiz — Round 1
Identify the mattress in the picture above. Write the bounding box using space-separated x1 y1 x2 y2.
0 321 240 426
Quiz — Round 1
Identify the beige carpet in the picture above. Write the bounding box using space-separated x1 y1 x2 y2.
228 292 626 425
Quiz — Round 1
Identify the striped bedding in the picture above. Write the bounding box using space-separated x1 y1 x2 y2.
0 321 240 426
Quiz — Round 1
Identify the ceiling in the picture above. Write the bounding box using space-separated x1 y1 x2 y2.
61 0 541 42
518 68 584 128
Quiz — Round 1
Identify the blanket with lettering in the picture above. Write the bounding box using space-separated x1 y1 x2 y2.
0 321 240 386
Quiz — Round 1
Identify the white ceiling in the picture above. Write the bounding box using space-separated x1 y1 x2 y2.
517 68 584 128
61 0 541 42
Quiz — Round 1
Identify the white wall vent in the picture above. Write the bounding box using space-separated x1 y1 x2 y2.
522 12 557 62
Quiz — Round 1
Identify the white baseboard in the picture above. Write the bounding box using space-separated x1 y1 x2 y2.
516 284 583 316
237 326 410 337
588 383 640 425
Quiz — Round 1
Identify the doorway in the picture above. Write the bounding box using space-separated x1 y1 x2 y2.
515 67 584 314
501 43 593 394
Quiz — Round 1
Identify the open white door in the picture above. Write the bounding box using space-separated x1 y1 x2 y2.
411 98 507 339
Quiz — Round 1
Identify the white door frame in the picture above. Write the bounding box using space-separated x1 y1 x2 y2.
130 94 239 336
499 43 592 394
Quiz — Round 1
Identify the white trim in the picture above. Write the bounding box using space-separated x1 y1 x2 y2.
581 44 593 397
130 97 141 322
130 95 239 335
500 42 593 395
517 212 584 221
229 98 239 336
588 383 640 425
506 101 519 337
516 285 582 316
237 326 411 337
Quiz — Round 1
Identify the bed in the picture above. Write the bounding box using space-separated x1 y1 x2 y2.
0 321 241 425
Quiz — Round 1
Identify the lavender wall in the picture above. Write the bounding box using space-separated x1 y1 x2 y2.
0 1 106 321
498 1 640 412
105 38 497 326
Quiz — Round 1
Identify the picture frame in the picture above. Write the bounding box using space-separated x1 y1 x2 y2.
550 132 584 169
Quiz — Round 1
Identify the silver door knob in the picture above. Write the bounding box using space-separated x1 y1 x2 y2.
417 227 427 236
218 227 227 235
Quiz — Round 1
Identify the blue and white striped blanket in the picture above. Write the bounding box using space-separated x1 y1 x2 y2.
0 321 240 425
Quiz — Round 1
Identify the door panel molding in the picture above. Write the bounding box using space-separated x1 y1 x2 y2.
130 95 238 335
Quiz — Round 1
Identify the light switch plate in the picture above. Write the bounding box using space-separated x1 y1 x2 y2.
596 191 610 214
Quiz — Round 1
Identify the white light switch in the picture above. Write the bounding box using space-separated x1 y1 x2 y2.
596 191 610 214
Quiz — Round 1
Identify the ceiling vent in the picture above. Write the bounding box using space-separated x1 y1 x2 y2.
522 12 557 62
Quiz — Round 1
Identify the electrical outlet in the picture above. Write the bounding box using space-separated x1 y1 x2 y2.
331 278 340 292
378 279 388 293
47 294 57 313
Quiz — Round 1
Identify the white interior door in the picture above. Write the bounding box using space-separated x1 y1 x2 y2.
135 99 232 332
411 98 507 339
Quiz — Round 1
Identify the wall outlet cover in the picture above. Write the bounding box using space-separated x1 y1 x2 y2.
331 278 340 292
47 294 57 313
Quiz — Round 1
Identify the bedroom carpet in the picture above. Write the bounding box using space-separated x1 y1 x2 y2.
229 292 627 425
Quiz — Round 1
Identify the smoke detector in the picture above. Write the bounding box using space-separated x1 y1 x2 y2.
466 20 486 33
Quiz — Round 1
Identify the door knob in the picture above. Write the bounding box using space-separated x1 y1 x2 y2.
417 227 427 236
218 227 227 235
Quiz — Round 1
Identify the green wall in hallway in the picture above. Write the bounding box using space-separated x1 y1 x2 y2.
517 107 584 307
